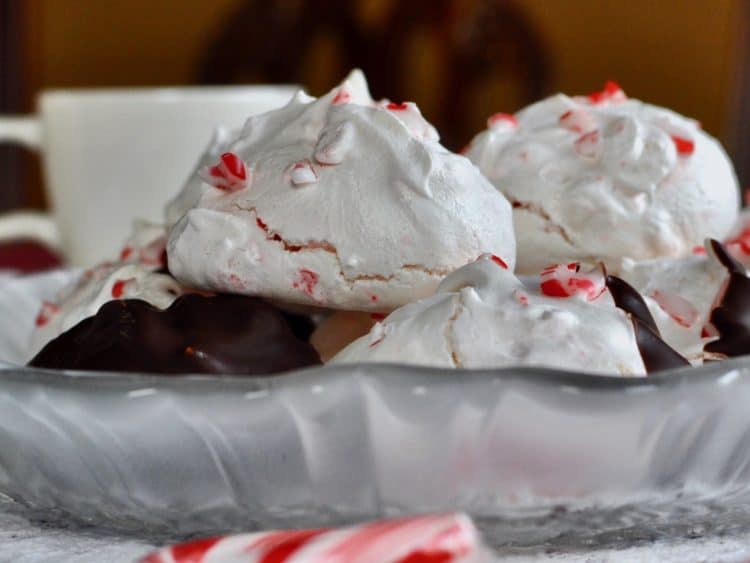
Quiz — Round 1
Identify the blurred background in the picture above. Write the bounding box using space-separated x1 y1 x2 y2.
1 0 747 211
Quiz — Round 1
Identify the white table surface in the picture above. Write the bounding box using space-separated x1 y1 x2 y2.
2 497 750 563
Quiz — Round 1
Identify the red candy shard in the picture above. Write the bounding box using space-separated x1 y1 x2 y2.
671 135 695 156
476 253 509 269
724 226 750 256
540 278 569 298
200 152 248 191
513 289 529 306
486 112 518 129
292 269 319 298
587 80 626 104
490 254 509 269
35 301 61 327
386 102 409 111
221 152 246 179
692 245 707 255
540 262 605 301
119 246 133 261
111 278 135 299
332 89 351 105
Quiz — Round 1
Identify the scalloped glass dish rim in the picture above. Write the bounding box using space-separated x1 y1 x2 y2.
1 354 744 390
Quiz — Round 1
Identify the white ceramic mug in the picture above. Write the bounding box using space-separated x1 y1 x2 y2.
0 86 296 265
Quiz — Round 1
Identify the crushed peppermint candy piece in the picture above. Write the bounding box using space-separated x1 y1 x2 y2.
140 513 483 563
119 246 134 261
725 227 750 256
292 268 319 297
513 289 529 306
290 161 318 186
587 80 626 104
111 277 136 298
476 253 509 269
490 254 508 269
35 301 61 327
199 152 249 191
332 89 351 105
574 129 601 159
651 290 699 328
540 262 606 301
671 135 695 156
487 112 518 130
559 108 597 134
379 100 440 142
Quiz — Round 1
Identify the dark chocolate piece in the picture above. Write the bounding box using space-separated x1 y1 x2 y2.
704 239 750 359
29 294 321 375
606 275 690 373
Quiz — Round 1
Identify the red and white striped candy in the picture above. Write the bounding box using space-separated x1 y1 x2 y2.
540 262 606 301
200 152 249 191
140 513 484 563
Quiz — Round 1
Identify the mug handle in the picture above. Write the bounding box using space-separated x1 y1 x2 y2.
0 115 41 149
0 117 57 248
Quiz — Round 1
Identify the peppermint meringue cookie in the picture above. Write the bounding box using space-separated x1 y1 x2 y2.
332 255 666 375
30 223 186 355
617 252 723 362
166 69 516 311
467 82 739 274
616 233 750 361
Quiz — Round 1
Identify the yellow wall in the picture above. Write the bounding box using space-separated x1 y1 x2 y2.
28 0 741 142
29 0 239 88
524 0 741 142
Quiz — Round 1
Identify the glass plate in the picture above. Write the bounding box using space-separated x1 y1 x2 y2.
3 271 750 551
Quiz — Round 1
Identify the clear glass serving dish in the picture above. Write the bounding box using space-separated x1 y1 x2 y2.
3 271 750 552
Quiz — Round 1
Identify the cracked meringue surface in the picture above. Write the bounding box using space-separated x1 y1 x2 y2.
331 255 646 376
166 70 516 311
467 83 739 275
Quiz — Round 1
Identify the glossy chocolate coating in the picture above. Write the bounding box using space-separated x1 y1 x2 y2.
29 294 321 375
704 239 750 359
606 275 690 373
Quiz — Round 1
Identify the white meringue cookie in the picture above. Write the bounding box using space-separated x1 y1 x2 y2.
467 83 739 274
166 69 516 311
331 255 646 376
31 223 187 354
616 253 724 362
